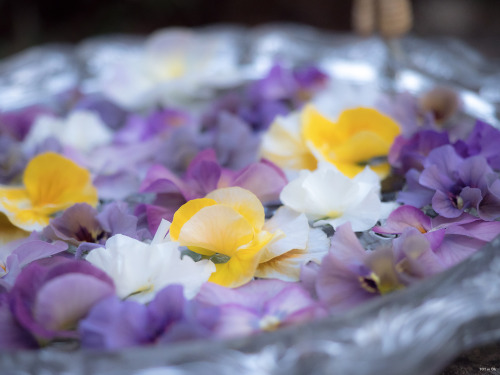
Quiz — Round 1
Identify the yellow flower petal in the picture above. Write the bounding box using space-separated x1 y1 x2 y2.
208 230 275 288
169 198 217 242
177 205 254 256
24 152 98 210
337 108 400 143
206 187 265 231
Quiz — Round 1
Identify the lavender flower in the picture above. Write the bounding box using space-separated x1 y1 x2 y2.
139 149 287 233
79 285 219 349
196 279 324 338
9 257 115 340
398 145 500 220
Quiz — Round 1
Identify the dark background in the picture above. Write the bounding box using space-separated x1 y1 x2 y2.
0 0 499 60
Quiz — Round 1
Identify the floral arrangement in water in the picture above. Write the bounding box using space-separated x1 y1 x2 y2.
1 29 499 351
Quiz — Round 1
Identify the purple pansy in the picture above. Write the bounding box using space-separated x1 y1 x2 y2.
43 202 145 255
139 148 287 233
9 257 115 340
203 64 328 132
374 205 500 268
389 130 451 176
454 120 500 170
0 293 38 349
398 145 500 220
196 279 324 338
0 236 68 290
79 284 219 349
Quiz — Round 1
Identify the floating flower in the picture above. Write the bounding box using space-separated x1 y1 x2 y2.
43 202 142 254
302 106 401 178
0 152 98 232
101 29 242 110
23 110 113 153
85 230 215 303
0 236 67 289
79 285 219 349
140 149 287 233
374 205 500 268
280 162 394 232
169 187 278 288
8 257 115 340
260 105 401 178
398 145 500 220
315 223 404 312
196 279 324 338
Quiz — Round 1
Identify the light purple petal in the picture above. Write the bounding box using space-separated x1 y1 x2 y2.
373 205 431 234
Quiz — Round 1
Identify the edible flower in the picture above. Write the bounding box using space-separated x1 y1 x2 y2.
0 152 98 232
169 187 278 288
280 162 395 231
302 106 401 178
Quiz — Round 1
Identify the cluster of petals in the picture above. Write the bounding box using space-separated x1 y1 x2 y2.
261 104 401 178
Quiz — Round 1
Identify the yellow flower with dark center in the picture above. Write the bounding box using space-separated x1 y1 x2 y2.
169 187 277 288
302 106 401 178
0 152 98 232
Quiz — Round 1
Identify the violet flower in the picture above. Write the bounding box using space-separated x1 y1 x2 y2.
398 145 500 220
0 236 68 290
202 64 328 132
315 223 404 313
374 205 500 268
9 257 115 340
0 293 38 349
79 284 219 349
195 279 324 338
389 130 451 176
0 106 52 141
454 120 500 170
43 202 143 255
139 149 287 233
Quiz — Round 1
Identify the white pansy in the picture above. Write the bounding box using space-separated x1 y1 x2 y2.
101 28 243 110
255 207 329 281
24 110 113 153
280 162 393 232
85 231 215 304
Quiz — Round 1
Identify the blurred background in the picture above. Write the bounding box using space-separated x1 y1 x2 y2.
0 0 499 60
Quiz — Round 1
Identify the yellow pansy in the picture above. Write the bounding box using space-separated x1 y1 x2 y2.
170 187 277 288
0 152 98 232
302 106 401 178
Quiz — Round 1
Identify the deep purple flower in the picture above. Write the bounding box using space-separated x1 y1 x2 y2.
139 148 287 233
195 279 324 338
79 284 219 349
454 120 500 170
389 130 451 176
9 257 115 340
398 145 500 220
43 202 140 249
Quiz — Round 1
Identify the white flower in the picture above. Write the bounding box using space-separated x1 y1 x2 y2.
24 110 113 153
280 162 394 232
85 230 215 304
101 28 243 110
255 207 329 281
